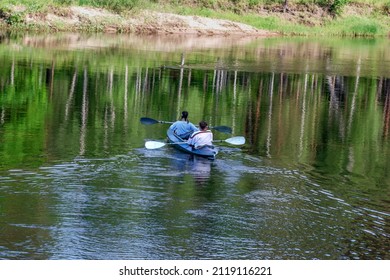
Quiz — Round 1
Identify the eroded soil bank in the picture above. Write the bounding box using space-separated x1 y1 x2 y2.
0 3 388 36
1 6 277 36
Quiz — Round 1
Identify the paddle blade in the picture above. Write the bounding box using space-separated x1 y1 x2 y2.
140 117 159 125
145 141 166 149
212 125 232 134
225 136 245 145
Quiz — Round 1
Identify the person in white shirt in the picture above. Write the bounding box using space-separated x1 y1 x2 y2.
169 111 198 139
187 121 213 149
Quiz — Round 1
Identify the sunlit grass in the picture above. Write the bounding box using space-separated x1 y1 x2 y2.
323 16 386 37
143 1 390 37
167 6 389 37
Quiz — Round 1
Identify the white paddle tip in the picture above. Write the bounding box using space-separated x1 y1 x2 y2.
145 141 166 149
225 136 245 145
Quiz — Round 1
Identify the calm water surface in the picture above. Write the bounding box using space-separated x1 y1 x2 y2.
0 33 389 259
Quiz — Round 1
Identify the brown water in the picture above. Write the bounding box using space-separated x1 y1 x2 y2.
0 33 389 259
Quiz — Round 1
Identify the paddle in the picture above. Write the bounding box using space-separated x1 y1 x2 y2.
140 117 173 125
145 136 245 149
140 117 232 134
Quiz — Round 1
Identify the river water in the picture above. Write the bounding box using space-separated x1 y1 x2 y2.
0 33 389 260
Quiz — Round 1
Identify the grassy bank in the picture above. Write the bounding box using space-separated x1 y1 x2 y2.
0 0 389 37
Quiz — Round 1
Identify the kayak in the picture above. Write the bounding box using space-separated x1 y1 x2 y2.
166 129 218 159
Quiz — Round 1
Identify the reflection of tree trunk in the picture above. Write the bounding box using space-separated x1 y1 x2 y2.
203 72 208 93
124 65 128 125
151 68 156 95
143 67 149 96
220 70 226 94
327 76 346 140
0 106 4 125
175 53 185 116
215 69 220 94
187 68 192 89
327 76 336 111
177 65 184 116
213 58 224 95
215 70 223 115
346 58 361 171
212 70 220 127
64 68 77 121
45 61 55 99
377 77 383 103
80 67 88 155
39 64 43 87
50 61 55 99
104 104 109 151
232 70 238 134
10 58 14 85
218 70 222 94
218 70 222 93
276 73 284 155
246 74 252 145
109 68 115 127
266 73 275 158
310 74 319 152
211 69 218 97
347 57 361 135
383 80 390 139
299 74 308 159
253 77 263 148
347 146 355 172
103 68 115 151
135 68 141 105
212 69 216 96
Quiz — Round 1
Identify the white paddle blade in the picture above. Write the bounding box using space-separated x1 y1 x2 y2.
145 141 166 149
225 136 245 145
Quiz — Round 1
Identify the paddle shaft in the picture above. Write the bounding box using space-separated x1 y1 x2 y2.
140 117 232 134
145 136 245 149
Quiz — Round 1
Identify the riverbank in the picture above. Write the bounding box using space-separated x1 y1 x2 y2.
0 6 275 36
0 2 389 37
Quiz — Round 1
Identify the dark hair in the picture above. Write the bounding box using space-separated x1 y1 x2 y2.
199 121 208 130
181 111 189 122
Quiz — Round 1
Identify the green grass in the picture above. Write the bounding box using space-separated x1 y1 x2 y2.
171 4 389 36
190 9 304 35
323 16 387 36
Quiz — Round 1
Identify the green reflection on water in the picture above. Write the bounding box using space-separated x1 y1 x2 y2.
1 34 390 184
0 33 389 259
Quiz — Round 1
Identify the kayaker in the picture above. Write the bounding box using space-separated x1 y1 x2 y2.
187 121 213 149
169 111 198 139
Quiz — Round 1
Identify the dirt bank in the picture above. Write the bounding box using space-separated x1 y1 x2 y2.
2 5 277 36
2 3 387 37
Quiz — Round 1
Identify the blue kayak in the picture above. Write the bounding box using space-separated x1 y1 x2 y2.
166 129 218 159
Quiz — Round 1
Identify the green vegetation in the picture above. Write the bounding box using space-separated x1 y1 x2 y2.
0 0 390 36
